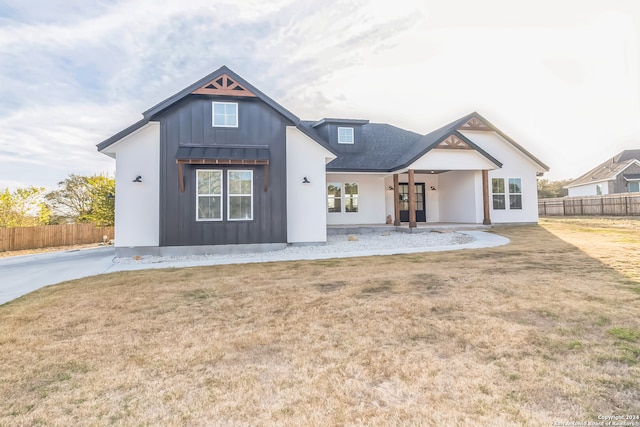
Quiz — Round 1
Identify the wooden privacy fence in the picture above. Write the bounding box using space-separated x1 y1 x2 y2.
539 194 640 216
0 224 114 252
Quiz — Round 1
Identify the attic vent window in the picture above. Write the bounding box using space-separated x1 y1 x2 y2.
338 127 354 144
212 102 238 127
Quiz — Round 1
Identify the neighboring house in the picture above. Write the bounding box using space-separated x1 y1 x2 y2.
97 65 549 256
565 150 640 197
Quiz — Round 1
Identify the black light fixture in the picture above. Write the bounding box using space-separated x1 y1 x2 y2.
133 175 142 183
430 186 436 191
387 185 394 191
302 177 310 184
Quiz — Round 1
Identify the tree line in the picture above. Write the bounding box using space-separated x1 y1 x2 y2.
0 174 114 228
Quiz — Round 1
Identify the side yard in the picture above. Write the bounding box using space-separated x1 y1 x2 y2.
0 218 639 425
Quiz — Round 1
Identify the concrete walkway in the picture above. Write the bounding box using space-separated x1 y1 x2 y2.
0 231 509 305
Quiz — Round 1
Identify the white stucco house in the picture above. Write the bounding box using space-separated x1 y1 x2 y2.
97 66 549 256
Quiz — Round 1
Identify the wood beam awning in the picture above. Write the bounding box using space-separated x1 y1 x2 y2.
176 146 270 192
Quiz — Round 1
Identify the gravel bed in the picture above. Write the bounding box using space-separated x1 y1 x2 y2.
114 231 476 265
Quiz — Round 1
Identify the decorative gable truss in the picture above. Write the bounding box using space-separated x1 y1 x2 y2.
458 116 491 131
436 134 472 150
435 115 493 150
192 74 257 97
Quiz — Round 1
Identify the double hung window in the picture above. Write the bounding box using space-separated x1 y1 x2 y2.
196 169 253 221
197 170 223 220
492 177 522 210
328 182 358 213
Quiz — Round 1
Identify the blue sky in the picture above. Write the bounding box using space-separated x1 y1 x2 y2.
1 0 639 190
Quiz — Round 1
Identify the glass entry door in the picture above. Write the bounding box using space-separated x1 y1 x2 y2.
399 183 426 222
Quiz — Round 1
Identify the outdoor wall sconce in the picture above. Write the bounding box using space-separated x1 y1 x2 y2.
133 175 142 183
302 177 310 184
430 186 436 191
387 186 394 191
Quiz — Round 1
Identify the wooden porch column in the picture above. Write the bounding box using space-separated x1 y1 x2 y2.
482 170 492 225
408 169 416 228
393 174 401 226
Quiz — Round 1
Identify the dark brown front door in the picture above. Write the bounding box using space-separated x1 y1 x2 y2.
399 183 426 222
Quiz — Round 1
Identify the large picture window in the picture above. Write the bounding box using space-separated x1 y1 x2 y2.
228 170 253 220
212 102 238 127
197 170 222 220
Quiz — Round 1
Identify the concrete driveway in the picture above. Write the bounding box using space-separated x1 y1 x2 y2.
0 246 115 305
0 230 509 306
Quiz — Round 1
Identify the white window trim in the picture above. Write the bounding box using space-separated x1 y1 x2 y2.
227 170 253 221
344 182 358 213
492 178 506 210
492 177 524 210
212 102 238 128
196 169 223 221
327 182 359 213
327 182 342 213
509 178 522 210
337 127 354 144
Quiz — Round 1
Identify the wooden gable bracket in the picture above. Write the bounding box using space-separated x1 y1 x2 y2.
191 74 257 97
436 134 472 149
176 159 270 193
458 116 491 131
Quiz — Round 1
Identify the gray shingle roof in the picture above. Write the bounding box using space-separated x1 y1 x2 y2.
567 150 640 188
313 112 510 173
302 122 423 172
97 66 548 174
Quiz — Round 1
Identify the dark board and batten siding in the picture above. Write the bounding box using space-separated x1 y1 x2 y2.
159 96 292 246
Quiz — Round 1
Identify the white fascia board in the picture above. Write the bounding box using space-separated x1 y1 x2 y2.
287 126 336 161
99 122 159 155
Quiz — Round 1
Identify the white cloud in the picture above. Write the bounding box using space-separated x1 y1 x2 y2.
0 0 639 189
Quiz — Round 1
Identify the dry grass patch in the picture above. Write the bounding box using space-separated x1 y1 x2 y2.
1 219 640 425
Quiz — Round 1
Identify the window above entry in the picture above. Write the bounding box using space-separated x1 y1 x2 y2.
213 102 238 127
338 127 354 144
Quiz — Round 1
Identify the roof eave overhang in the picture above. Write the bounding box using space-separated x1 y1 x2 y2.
96 119 152 153
294 124 339 157
464 112 550 172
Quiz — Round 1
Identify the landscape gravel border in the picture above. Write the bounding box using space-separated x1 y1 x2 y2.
111 230 510 271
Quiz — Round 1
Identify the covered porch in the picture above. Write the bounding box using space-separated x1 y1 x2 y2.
384 168 493 228
326 168 494 229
